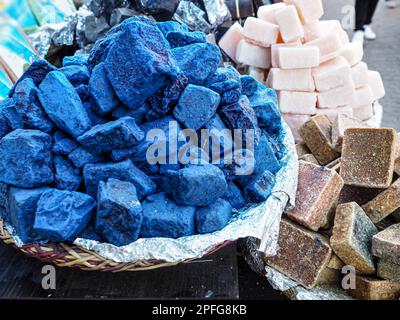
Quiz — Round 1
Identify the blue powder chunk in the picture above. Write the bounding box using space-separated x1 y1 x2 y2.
0 99 12 137
166 31 206 48
243 170 275 203
8 186 51 243
33 189 96 242
77 224 102 241
8 60 56 97
140 192 195 239
39 71 92 138
0 129 53 188
172 43 222 85
82 101 107 126
89 62 119 116
164 164 227 206
240 75 258 96
111 105 148 124
54 155 82 191
95 178 143 246
202 114 234 157
0 183 9 219
222 181 246 209
105 21 180 108
173 84 220 130
206 66 240 85
62 54 88 67
87 33 119 72
83 159 156 199
2 100 24 130
208 79 241 106
59 65 90 87
76 84 90 102
13 78 53 133
52 130 78 155
196 198 232 234
77 117 144 154
156 21 188 37
68 146 106 169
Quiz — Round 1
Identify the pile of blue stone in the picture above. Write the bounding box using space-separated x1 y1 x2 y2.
0 17 283 247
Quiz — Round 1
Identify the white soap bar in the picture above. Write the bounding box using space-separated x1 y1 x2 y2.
278 46 320 69
302 20 323 42
271 42 301 67
248 66 266 83
266 68 315 92
279 91 317 114
316 105 354 122
305 33 343 63
355 86 374 107
320 20 350 45
317 84 356 109
367 70 385 100
353 104 373 121
257 3 286 24
285 0 324 23
351 62 369 89
236 40 271 69
282 113 311 143
243 17 280 47
341 42 363 66
275 5 304 43
218 22 244 63
312 56 352 91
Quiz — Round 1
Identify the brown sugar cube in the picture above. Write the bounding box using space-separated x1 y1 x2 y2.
286 161 344 231
340 128 397 188
299 115 340 165
339 185 382 206
372 223 400 264
362 179 400 223
296 143 310 157
347 275 400 300
395 158 400 176
331 202 378 274
299 153 319 165
263 218 332 289
377 259 400 282
331 113 368 152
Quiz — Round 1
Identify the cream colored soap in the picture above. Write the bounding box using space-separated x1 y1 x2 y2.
353 104 374 121
275 5 304 43
282 113 312 143
351 62 369 89
271 42 301 67
355 86 374 107
312 56 352 91
278 46 320 69
236 40 271 69
303 20 323 42
266 68 315 92
341 42 364 66
320 20 350 45
218 22 244 63
368 71 386 100
305 33 343 63
317 84 356 109
257 3 286 24
243 17 280 47
285 0 324 23
279 91 317 114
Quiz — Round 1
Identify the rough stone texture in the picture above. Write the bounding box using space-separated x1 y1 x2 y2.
156 21 188 37
39 71 92 138
0 129 53 188
377 259 400 282
95 178 143 246
242 170 275 203
52 131 78 155
33 189 96 242
2 101 23 130
59 65 90 87
362 179 400 223
77 117 144 154
62 55 88 67
286 161 344 231
331 202 378 274
0 183 9 219
140 192 196 239
263 218 332 289
68 146 106 169
340 128 397 188
395 157 400 176
54 155 82 191
372 223 400 264
331 113 368 152
195 198 232 234
166 31 206 48
221 181 246 209
347 275 400 300
240 75 258 96
299 115 340 165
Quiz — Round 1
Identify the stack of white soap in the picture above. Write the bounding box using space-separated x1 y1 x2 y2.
218 0 385 143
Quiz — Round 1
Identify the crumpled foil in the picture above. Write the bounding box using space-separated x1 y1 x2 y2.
203 0 231 28
173 1 212 33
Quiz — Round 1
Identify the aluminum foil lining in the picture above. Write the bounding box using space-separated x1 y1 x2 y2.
203 0 231 28
173 1 212 33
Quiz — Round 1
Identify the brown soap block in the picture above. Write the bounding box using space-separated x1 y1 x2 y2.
317 266 341 285
331 202 378 274
286 161 344 231
299 115 340 165
395 158 400 176
362 179 400 223
372 223 400 264
377 259 400 282
340 128 397 188
328 253 346 270
347 275 400 300
296 143 310 157
263 218 332 289
320 196 338 230
331 114 368 152
338 185 382 206
299 153 319 165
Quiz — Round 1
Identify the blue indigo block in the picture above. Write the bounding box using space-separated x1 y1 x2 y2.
82 102 107 126
89 62 119 115
243 170 275 203
105 21 180 108
77 117 144 154
13 78 53 133
52 131 78 155
172 43 222 85
54 156 82 191
208 79 241 106
8 186 50 243
173 84 220 130
33 189 96 242
166 31 206 48
68 146 106 169
2 100 24 130
95 178 143 246
202 113 234 157
8 60 56 97
87 33 119 72
39 71 92 138
77 224 102 241
62 54 88 67
222 181 246 209
0 183 9 219
253 134 281 175
240 75 258 96
76 84 90 102
164 164 227 206
83 160 156 199
196 198 232 234
59 65 90 87
140 192 196 239
156 21 188 37
206 66 240 85
0 129 53 188
0 100 11 138
111 105 148 124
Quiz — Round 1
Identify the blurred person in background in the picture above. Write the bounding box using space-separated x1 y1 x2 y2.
352 0 379 43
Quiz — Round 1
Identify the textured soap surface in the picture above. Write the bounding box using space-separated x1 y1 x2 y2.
377 259 400 282
372 223 400 264
278 91 317 115
243 17 279 47
347 275 400 300
331 113 368 152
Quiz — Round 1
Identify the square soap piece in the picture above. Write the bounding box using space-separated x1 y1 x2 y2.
341 42 364 66
278 91 317 115
287 0 324 23
368 70 385 101
236 40 271 69
372 223 400 264
257 3 286 24
266 68 315 92
317 84 356 109
271 42 301 68
312 56 352 92
351 62 369 89
277 46 319 69
347 275 400 300
243 17 279 47
218 22 244 63
275 5 304 43
305 33 342 63
340 128 397 188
